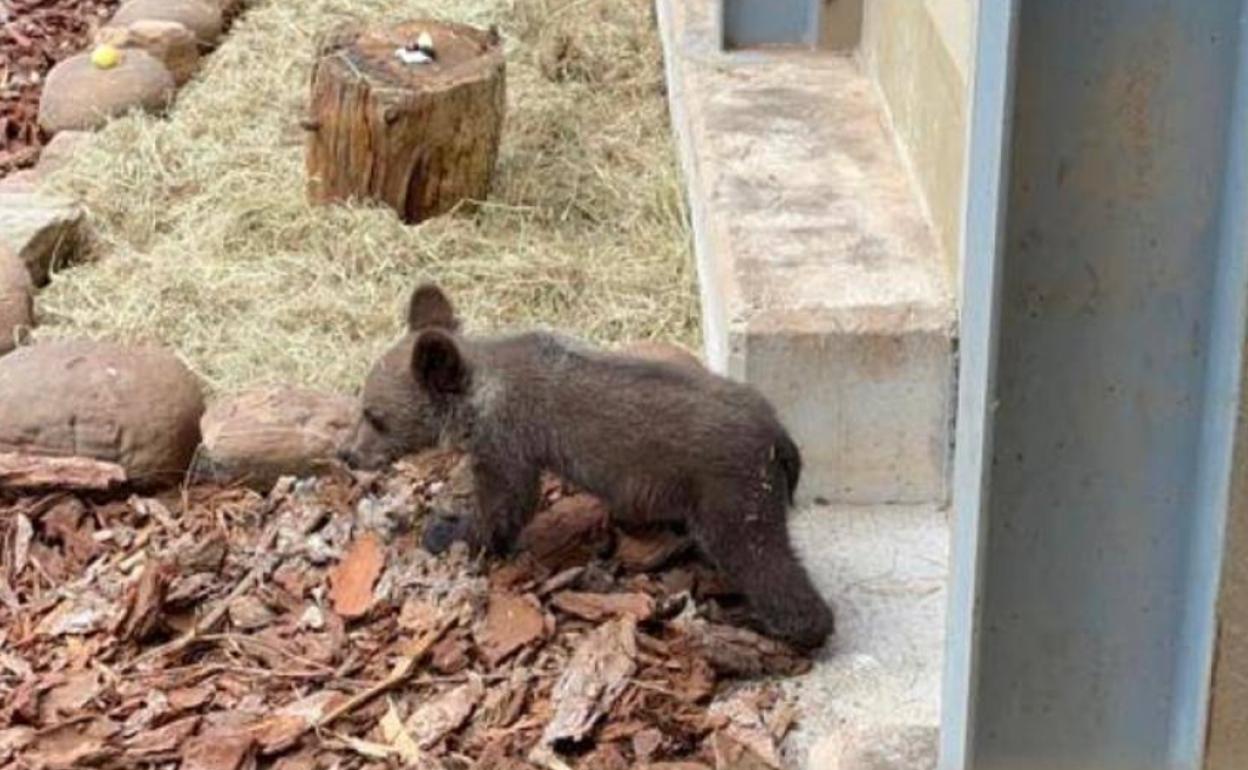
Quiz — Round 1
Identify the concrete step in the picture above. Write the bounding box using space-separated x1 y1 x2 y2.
785 504 947 769
657 0 956 505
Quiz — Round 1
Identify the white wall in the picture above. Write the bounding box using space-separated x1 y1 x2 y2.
924 0 973 82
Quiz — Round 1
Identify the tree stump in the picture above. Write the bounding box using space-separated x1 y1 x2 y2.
305 20 506 224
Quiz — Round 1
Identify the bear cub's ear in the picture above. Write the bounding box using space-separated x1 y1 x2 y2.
412 329 470 396
407 283 459 332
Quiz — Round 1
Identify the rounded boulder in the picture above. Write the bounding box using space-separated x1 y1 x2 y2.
39 49 176 134
194 386 356 489
0 340 205 482
0 248 34 355
96 20 201 86
110 0 223 47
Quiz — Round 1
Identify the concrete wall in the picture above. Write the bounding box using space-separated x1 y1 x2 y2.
858 0 974 281
820 0 864 50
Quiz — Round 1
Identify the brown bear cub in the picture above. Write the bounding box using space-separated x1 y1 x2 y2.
340 284 834 649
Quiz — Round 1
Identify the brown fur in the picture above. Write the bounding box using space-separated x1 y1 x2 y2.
340 284 834 649
617 340 704 374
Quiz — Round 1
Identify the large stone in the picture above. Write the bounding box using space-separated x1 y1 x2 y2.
96 21 200 86
0 340 205 483
35 131 94 177
0 170 40 194
0 248 34 355
194 386 355 489
110 0 223 47
39 49 176 134
0 192 85 287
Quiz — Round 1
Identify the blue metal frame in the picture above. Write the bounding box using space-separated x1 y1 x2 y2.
944 1 1248 768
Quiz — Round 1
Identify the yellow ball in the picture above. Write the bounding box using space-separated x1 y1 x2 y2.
90 45 121 70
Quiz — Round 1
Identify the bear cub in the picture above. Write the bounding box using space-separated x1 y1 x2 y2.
340 284 834 649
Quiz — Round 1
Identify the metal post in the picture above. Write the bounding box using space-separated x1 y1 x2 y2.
944 1 1248 769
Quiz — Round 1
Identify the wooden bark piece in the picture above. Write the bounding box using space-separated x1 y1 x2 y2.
0 452 127 491
541 616 638 746
306 20 506 224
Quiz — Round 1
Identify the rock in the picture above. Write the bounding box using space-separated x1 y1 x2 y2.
193 386 355 489
0 248 34 354
619 340 703 373
0 192 85 286
39 49 176 134
0 170 40 194
35 131 94 176
96 21 200 86
110 0 223 47
809 725 937 770
0 340 205 484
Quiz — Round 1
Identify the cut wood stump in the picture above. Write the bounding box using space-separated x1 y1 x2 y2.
305 20 506 224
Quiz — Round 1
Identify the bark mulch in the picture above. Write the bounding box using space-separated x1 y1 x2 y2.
0 449 810 769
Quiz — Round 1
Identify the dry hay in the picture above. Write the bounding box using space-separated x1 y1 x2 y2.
37 0 698 394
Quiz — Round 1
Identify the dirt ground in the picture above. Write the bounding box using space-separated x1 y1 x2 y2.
36 0 700 394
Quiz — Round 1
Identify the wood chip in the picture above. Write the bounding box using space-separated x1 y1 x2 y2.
36 590 113 638
477 669 531 729
551 591 655 622
119 560 170 641
0 727 35 757
406 674 485 748
329 531 385 618
476 592 545 666
0 452 126 490
709 732 773 770
167 684 215 712
671 614 808 678
250 690 346 753
430 634 471 674
39 669 103 723
398 596 440 633
228 595 276 630
632 727 664 762
181 733 256 770
381 700 426 764
708 691 784 769
26 718 118 769
124 715 200 757
517 494 610 569
541 616 638 746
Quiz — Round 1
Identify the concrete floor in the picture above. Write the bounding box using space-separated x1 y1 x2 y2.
784 505 948 769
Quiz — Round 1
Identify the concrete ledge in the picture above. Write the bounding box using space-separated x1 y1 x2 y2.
657 0 955 504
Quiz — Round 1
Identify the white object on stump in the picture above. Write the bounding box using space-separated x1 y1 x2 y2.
305 20 506 225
